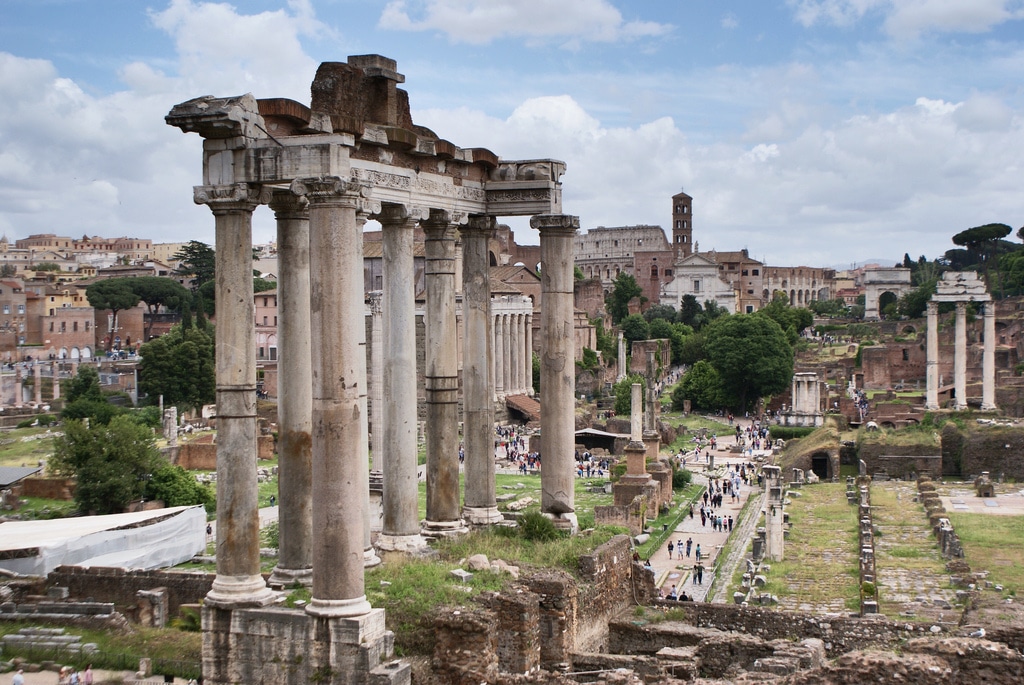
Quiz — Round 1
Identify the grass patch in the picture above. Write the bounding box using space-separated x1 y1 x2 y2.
0 426 57 467
0 621 202 679
947 512 1024 596
762 483 860 611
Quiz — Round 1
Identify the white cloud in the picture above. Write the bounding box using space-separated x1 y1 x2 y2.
378 0 673 45
788 0 1024 38
721 13 739 30
417 88 1023 265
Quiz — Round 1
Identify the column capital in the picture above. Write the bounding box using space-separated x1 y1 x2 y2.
530 213 580 234
926 300 938 314
376 202 428 226
955 301 967 312
463 215 497 235
193 183 270 213
268 189 308 218
422 208 467 232
367 290 383 317
290 177 381 215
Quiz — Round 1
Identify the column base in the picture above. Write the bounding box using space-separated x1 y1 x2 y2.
546 512 579 534
376 532 429 554
925 402 940 411
421 519 469 539
981 403 998 411
954 402 968 411
305 595 373 618
364 545 382 568
267 565 312 590
205 574 277 609
462 505 504 525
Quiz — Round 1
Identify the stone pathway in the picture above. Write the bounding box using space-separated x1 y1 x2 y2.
710 487 766 603
871 481 958 620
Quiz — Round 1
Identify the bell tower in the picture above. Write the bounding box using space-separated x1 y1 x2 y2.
671 190 693 261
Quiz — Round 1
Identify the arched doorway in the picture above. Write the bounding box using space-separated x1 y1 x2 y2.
811 452 830 480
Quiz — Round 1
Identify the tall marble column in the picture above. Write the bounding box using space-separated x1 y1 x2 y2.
617 331 626 381
494 313 505 399
14 369 21 408
292 177 373 618
368 291 384 473
461 217 502 525
51 362 60 400
33 363 41 405
982 302 996 411
196 183 274 608
378 204 427 553
268 191 313 588
525 314 534 395
533 214 580 530
925 301 939 410
954 301 967 410
503 313 513 394
510 313 521 394
421 210 467 538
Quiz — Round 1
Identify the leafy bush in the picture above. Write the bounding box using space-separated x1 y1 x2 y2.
518 511 561 542
146 464 215 511
16 418 35 429
767 426 816 441
672 467 692 489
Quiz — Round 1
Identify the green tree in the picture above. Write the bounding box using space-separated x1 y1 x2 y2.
643 304 678 324
703 314 793 412
701 300 728 325
34 262 62 272
253 277 277 293
671 360 723 411
576 346 600 370
897 279 938 318
86 278 141 341
138 320 215 410
678 294 703 329
0 263 16 277
65 365 103 403
173 241 216 292
146 464 215 511
591 317 616 360
50 415 164 514
613 373 645 416
130 276 191 341
605 273 645 324
675 331 705 366
756 293 813 344
620 313 650 352
574 265 585 280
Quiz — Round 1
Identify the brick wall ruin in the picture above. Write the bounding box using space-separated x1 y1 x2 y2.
46 566 213 616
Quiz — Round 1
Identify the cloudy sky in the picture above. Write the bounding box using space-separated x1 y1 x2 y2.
1 0 1022 268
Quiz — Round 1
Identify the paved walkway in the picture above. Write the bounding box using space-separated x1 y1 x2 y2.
647 436 767 603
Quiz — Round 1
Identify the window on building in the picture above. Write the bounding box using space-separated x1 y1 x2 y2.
651 266 658 278
746 305 754 313
683 220 687 228
258 347 265 359
274 316 278 326
263 316 268 325
613 240 619 247
73 322 78 332
665 269 673 277
683 207 688 214
1 305 7 314
60 322 66 332
85 321 90 332
49 322 54 332
693 280 701 292
270 347 277 361
747 289 754 294
902 349 909 361
17 305 23 314
742 270 748 276
752 269 759 276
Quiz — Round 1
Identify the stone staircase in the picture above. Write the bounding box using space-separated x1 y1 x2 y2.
1 627 98 656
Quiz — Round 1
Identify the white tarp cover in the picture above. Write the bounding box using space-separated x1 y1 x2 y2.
0 505 206 576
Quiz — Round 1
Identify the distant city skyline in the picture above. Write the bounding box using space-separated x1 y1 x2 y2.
0 0 1021 268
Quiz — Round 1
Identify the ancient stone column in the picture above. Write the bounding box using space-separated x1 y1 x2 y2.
494 312 505 399
51 362 60 400
533 214 580 530
421 210 467 538
617 331 626 381
625 383 646 476
292 177 374 617
528 315 535 390
954 301 967 410
14 368 21 408
195 183 274 608
512 313 522 393
33 363 41 405
268 191 313 588
503 313 513 394
982 302 996 411
925 301 939 410
461 217 502 525
368 291 384 473
378 204 427 553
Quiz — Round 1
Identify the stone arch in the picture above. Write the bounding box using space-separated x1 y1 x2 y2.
805 289 811 302
902 325 918 336
878 291 898 316
789 289 795 304
863 268 912 319
763 289 770 300
81 346 92 360
489 251 498 267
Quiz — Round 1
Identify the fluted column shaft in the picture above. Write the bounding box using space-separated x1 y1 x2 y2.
378 205 427 551
422 211 466 536
510 313 521 394
533 214 580 529
525 314 534 394
197 183 273 608
368 292 384 472
461 217 502 524
494 313 505 398
269 191 313 587
293 177 372 617
925 301 939 410
954 302 967 410
983 302 996 410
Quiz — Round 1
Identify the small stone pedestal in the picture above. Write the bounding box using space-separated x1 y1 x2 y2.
202 605 409 685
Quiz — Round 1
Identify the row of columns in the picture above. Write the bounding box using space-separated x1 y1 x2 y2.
0 361 67 408
492 304 533 398
197 177 580 616
925 301 995 411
